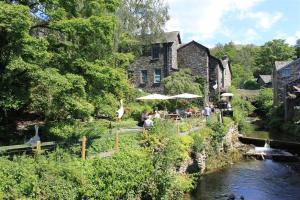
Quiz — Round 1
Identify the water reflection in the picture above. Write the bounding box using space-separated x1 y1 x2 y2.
190 160 300 200
245 119 300 143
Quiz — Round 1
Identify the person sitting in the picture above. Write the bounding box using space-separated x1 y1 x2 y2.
154 110 161 119
138 111 148 127
144 116 154 129
186 107 193 117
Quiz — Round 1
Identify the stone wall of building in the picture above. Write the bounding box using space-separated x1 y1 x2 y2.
177 42 209 78
222 57 232 90
171 38 180 70
130 45 169 94
209 56 223 98
275 59 300 104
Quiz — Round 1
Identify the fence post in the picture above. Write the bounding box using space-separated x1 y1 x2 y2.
176 118 179 135
81 136 87 160
115 131 119 152
36 140 41 154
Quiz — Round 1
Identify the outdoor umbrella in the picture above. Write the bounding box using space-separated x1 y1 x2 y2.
136 93 173 116
171 93 202 99
220 93 234 97
136 93 173 100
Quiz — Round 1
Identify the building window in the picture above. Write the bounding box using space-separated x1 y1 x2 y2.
154 69 161 83
281 67 291 78
140 70 148 84
152 44 160 60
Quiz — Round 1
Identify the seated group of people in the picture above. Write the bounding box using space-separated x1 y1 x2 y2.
139 110 161 128
175 107 193 118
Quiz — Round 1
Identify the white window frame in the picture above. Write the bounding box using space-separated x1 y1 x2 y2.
154 69 162 83
140 70 148 84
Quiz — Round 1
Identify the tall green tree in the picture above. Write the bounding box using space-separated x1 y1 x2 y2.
117 0 169 39
162 69 203 95
295 39 300 58
0 0 132 123
255 39 295 76
211 42 257 88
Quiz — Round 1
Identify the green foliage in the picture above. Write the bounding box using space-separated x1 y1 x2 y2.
211 43 258 88
230 87 254 134
295 39 300 58
255 39 295 75
0 0 144 127
243 79 260 90
162 69 203 95
30 68 94 121
207 122 227 150
191 132 205 153
117 0 169 41
256 88 273 115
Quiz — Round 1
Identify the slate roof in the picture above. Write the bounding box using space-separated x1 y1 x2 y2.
258 75 272 84
209 55 224 69
275 61 293 70
153 31 181 44
177 40 210 53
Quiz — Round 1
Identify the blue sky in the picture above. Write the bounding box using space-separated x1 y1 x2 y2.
165 0 300 47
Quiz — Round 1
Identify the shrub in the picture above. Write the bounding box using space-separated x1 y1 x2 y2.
256 88 273 116
243 80 260 89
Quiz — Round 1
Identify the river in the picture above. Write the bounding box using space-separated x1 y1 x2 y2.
189 120 300 200
190 160 300 200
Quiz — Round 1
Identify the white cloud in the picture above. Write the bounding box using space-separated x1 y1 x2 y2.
165 0 265 42
246 28 258 37
274 30 300 45
244 11 282 29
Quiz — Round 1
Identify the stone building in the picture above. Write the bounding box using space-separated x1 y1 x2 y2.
285 78 300 121
273 60 294 106
257 75 272 88
221 56 232 91
129 31 231 100
272 58 300 121
129 31 181 94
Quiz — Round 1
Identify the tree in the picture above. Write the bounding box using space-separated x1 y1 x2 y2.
162 69 203 95
117 0 169 39
255 39 295 76
231 64 253 88
0 0 132 123
211 43 258 88
256 88 273 116
295 39 300 58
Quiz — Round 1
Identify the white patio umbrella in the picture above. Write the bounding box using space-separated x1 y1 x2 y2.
136 93 173 100
220 93 234 97
171 93 202 99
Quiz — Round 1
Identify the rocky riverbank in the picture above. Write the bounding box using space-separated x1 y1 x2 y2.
179 123 252 175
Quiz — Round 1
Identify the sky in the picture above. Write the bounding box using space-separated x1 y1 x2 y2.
165 0 300 47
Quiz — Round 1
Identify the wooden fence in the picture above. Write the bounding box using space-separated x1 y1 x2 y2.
0 133 121 160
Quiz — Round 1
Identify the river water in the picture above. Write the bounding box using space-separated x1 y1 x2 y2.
190 160 300 200
189 120 300 200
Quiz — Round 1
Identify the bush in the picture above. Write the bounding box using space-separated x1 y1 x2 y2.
243 80 260 89
256 88 273 116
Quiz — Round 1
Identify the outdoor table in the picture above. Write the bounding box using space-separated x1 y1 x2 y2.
165 113 180 120
193 111 202 117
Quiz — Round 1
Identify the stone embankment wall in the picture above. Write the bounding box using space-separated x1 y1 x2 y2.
179 123 247 174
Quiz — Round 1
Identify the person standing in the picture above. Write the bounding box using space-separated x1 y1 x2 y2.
203 104 212 121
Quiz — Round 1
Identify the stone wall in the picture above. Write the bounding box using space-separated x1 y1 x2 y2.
177 42 209 100
179 123 241 175
222 57 232 91
130 43 174 94
209 56 223 99
177 42 209 78
274 59 300 105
